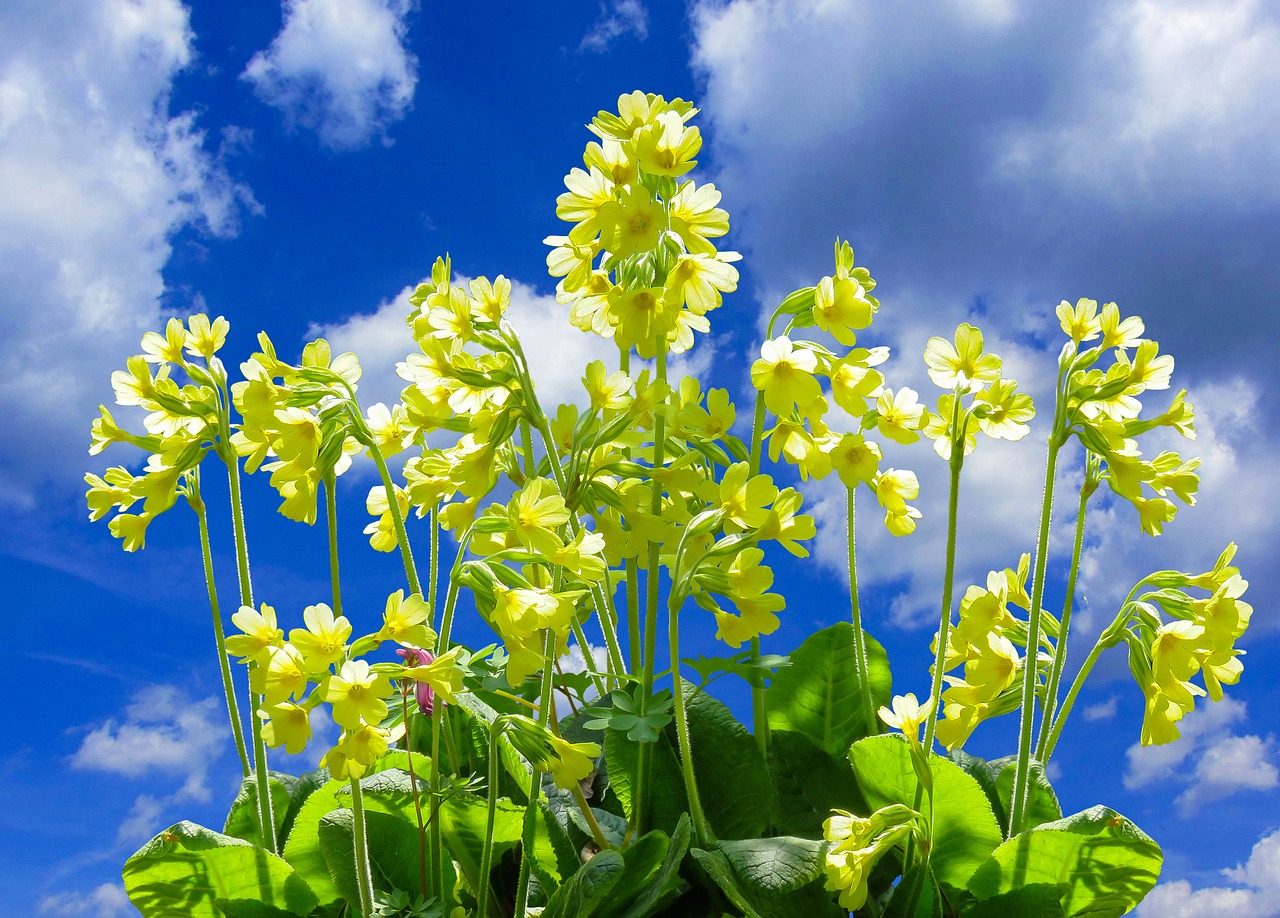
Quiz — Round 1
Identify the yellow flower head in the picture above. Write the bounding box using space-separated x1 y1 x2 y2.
875 387 925 444
635 110 701 177
326 660 393 730
813 274 873 346
878 694 935 747
1057 298 1101 343
751 336 821 416
597 185 664 257
378 590 435 648
289 603 352 673
923 323 1002 393
226 603 284 664
261 701 312 755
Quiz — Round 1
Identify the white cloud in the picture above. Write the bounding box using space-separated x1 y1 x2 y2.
0 0 257 508
243 0 417 149
1083 696 1118 722
1136 828 1280 918
37 883 130 918
581 0 650 53
70 683 229 843
1124 697 1277 816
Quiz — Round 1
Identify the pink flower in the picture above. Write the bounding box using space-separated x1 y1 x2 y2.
397 647 438 715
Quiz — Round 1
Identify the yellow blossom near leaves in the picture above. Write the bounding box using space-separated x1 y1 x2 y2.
635 109 701 177
752 336 821 416
830 433 881 489
973 378 1035 441
583 361 632 412
364 483 411 552
829 350 886 418
226 603 284 664
716 462 778 532
259 644 310 704
365 403 415 457
874 387 925 444
584 138 636 186
141 317 189 365
1057 297 1102 343
812 274 873 346
260 701 312 755
757 487 816 557
663 252 739 315
1099 302 1144 350
879 694 934 748
108 511 152 552
668 181 729 255
596 185 664 257
326 660 393 730
507 477 571 556
289 603 352 674
545 734 604 790
400 646 466 706
556 166 615 244
378 590 435 648
544 235 598 294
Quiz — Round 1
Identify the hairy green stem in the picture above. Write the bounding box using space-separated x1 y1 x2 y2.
325 475 343 616
349 776 375 918
746 390 770 756
1009 436 1063 836
669 589 714 846
400 689 430 901
1040 640 1106 762
847 486 876 733
513 634 557 918
476 718 506 918
192 480 250 777
370 444 422 596
1035 482 1090 761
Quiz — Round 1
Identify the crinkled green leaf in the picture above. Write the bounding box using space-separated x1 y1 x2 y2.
541 850 625 918
766 623 891 756
691 836 842 918
223 774 294 848
122 821 319 917
961 884 1067 918
605 814 691 918
604 727 687 834
851 735 1002 895
684 685 773 840
884 862 942 918
769 729 866 838
967 806 1162 918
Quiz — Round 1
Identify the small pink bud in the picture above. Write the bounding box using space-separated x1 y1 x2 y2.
397 646 437 715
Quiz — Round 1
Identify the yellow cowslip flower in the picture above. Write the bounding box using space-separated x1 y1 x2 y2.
885 506 922 537
1133 494 1177 536
1121 339 1174 396
584 139 636 186
551 529 609 583
668 181 729 256
440 496 481 533
830 433 881 488
1002 553 1032 610
141 317 188 365
878 694 935 748
924 323 1002 393
545 235 599 294
923 394 977 461
326 660 393 730
1139 683 1186 747
635 110 701 177
365 402 415 458
1150 451 1199 505
261 701 312 755
1150 621 1205 703
974 378 1035 441
1057 297 1101 343
1195 574 1251 701
85 469 136 522
259 644 309 704
557 166 614 244
714 595 784 648
752 336 821 416
822 808 915 912
112 355 166 408
583 361 632 412
875 387 925 444
226 603 284 664
468 275 510 323
378 590 435 648
565 272 614 337
1099 302 1144 350
947 633 1020 706
607 285 677 353
874 468 921 537
401 646 466 707
290 603 352 674
812 274 873 346
108 512 152 552
724 547 774 600
1187 543 1239 592
758 488 816 557
935 697 990 751
666 307 710 355
663 252 739 315
185 314 229 359
829 352 885 418
508 477 571 556
589 90 693 142
342 724 392 772
364 484 410 553
716 462 778 532
546 734 604 790
597 185 664 257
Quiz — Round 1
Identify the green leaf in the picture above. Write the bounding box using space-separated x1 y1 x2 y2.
281 778 346 906
884 862 942 918
961 884 1067 918
769 729 866 838
993 757 1062 831
967 806 1162 918
684 686 774 840
454 691 533 798
766 622 891 756
541 850 626 918
122 821 319 917
691 836 843 918
605 814 692 918
850 735 1002 895
604 727 688 834
278 768 332 846
224 774 294 848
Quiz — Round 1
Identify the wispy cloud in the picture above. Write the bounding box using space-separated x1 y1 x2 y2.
0 0 257 508
244 0 418 149
581 0 649 53
1136 827 1280 918
36 882 130 918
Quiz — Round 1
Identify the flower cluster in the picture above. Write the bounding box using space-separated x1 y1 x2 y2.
932 557 1036 751
225 591 465 778
751 241 923 535
1056 298 1197 535
86 315 232 550
1120 544 1252 745
822 804 922 911
548 91 740 357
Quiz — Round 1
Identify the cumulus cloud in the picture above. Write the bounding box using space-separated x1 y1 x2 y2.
1124 697 1277 816
1136 828 1280 918
581 0 650 53
1083 696 1118 722
36 883 130 918
0 0 257 508
243 0 418 149
70 684 228 843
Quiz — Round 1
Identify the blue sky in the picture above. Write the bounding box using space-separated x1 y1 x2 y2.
3 0 1279 915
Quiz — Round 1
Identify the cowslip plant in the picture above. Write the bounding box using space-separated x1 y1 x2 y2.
85 90 1253 918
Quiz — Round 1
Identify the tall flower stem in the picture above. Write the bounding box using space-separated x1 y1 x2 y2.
668 588 714 847
476 717 507 918
349 776 376 918
621 347 642 673
746 393 770 756
324 475 343 616
224 450 277 853
1035 478 1092 762
369 444 422 597
846 486 876 732
513 632 557 918
1008 435 1063 836
1041 601 1134 762
400 689 430 901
